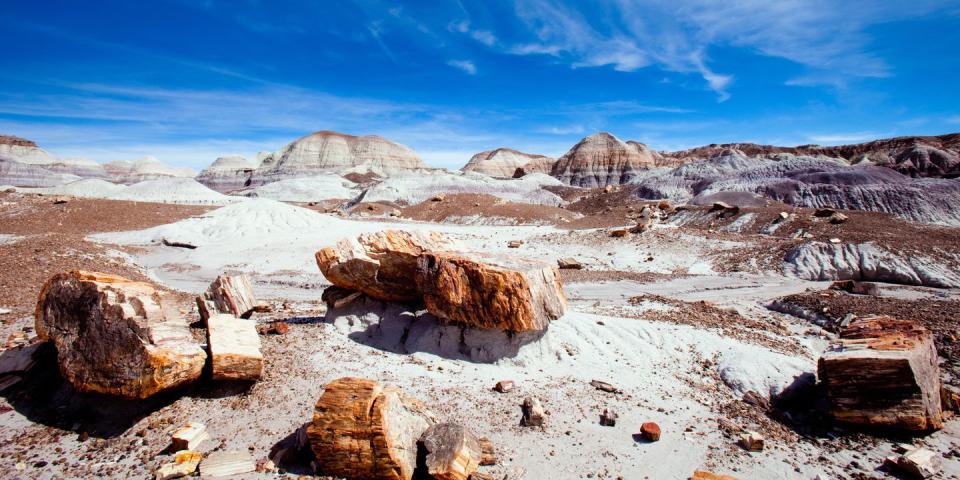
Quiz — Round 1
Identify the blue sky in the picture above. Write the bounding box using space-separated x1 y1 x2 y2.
2 0 960 170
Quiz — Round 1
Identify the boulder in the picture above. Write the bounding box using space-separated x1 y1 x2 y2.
196 274 263 322
34 271 206 399
307 377 435 480
316 230 459 302
415 251 566 332
205 314 263 382
818 316 943 431
419 423 482 480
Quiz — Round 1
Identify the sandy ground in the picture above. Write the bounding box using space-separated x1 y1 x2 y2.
0 191 959 479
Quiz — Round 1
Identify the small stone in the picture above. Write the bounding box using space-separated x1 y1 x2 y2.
171 422 209 452
610 229 628 238
478 437 496 466
589 380 620 394
256 321 289 335
155 450 201 480
557 258 583 270
494 380 514 393
691 470 737 480
639 422 660 442
432 193 446 202
777 212 789 221
829 237 841 244
829 212 848 224
813 208 836 217
738 431 764 452
599 409 617 427
520 397 544 427
507 240 523 248
884 447 941 479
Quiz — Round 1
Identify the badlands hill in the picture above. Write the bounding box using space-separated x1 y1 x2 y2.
103 156 196 185
196 130 431 192
549 132 661 187
461 148 555 178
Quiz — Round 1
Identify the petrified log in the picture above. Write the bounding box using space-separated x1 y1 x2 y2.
196 274 262 322
556 257 582 269
307 377 435 480
35 271 206 399
416 252 566 332
315 230 459 302
205 314 263 381
818 316 943 431
420 423 482 480
199 450 256 477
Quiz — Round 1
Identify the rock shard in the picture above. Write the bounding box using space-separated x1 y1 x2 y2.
415 251 566 332
196 274 262 322
307 377 435 480
419 423 482 480
818 316 943 432
34 271 206 399
315 230 459 302
520 397 545 427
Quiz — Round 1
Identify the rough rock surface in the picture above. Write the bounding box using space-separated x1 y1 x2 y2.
419 423 482 480
462 148 555 178
205 313 263 381
194 155 258 193
196 274 261 322
416 251 567 332
550 132 659 187
0 158 81 187
34 270 206 399
306 377 435 480
252 130 428 185
818 316 943 432
316 230 460 302
783 241 960 288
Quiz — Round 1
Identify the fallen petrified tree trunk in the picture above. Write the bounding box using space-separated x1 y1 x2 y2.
307 377 435 480
315 230 459 302
818 316 943 432
196 274 263 322
416 252 567 332
35 271 206 399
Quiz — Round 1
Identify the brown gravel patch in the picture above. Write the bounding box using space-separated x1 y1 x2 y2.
558 269 686 284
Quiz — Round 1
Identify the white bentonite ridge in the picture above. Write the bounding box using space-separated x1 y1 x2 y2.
241 174 359 202
103 156 197 184
26 178 239 205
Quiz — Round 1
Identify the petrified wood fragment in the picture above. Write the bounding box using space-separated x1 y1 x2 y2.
416 252 566 332
196 274 262 322
307 377 435 480
35 270 206 399
818 316 942 432
419 423 482 480
315 230 459 302
206 314 263 381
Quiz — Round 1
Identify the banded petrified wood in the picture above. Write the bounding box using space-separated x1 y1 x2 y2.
419 423 482 480
196 274 262 322
34 270 206 399
416 251 567 332
307 377 435 480
818 316 943 431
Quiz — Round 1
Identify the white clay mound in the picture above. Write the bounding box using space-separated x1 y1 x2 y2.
242 174 359 202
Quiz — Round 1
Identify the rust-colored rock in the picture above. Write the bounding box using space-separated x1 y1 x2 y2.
34 271 206 399
691 471 737 480
478 437 496 466
315 230 459 302
307 377 435 480
206 314 263 382
818 316 943 432
639 422 660 441
416 252 567 332
196 274 263 322
420 423 482 480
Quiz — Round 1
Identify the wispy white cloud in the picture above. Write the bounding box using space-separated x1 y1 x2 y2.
447 59 477 75
449 20 497 46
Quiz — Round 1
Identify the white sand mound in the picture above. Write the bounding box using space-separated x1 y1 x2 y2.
28 177 238 205
242 174 359 202
360 170 565 206
49 178 130 197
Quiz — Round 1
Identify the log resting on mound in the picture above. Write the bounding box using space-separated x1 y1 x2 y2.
315 230 460 302
415 251 567 332
34 271 206 399
307 377 436 480
818 316 943 431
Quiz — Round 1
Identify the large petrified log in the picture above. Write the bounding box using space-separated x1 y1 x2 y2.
35 271 206 399
306 377 435 480
415 252 567 332
818 316 943 431
315 230 459 302
196 274 262 322
419 423 482 480
205 314 263 381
